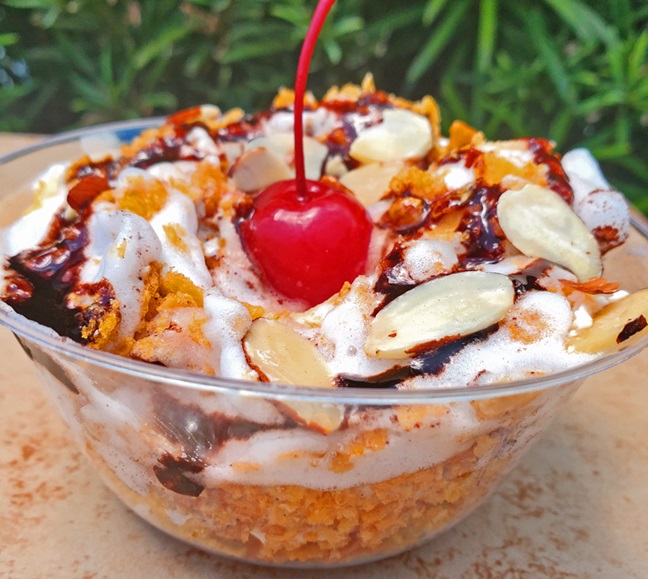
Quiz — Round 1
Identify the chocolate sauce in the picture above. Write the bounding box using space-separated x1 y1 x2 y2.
65 125 212 212
457 183 506 266
438 146 482 169
527 138 573 204
410 327 496 376
130 132 203 169
5 217 90 342
322 123 358 166
213 110 270 143
374 244 417 306
383 196 431 236
320 97 393 168
153 454 205 497
150 392 299 495
153 392 294 460
428 191 464 222
374 183 505 309
617 315 648 344
337 365 411 389
592 223 622 255
321 90 391 114
510 259 553 296
379 189 461 240
337 327 496 388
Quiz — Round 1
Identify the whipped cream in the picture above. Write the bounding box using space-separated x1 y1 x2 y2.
0 82 634 406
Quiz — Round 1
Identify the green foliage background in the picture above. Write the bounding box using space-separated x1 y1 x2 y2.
1 0 647 208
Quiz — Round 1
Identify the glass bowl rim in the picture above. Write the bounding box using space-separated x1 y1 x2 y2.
1 118 647 405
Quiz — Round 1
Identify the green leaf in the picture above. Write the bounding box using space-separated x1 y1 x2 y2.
610 0 632 35
541 0 616 46
548 108 574 145
68 74 109 109
614 155 648 183
472 0 498 125
0 33 20 46
577 90 626 115
476 0 498 75
422 0 449 27
440 77 470 122
227 22 292 44
50 32 96 76
524 9 577 107
38 6 61 29
0 83 36 108
140 91 177 110
585 140 631 160
605 42 628 92
3 0 52 8
270 5 308 26
334 16 364 37
99 45 114 93
185 0 224 7
323 40 342 65
183 47 212 78
132 23 195 71
219 38 294 64
628 31 648 85
406 0 469 86
364 5 423 36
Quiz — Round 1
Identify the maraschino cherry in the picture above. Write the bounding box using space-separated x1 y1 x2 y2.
239 0 373 307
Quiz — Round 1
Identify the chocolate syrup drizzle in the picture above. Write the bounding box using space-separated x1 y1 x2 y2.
151 391 298 496
4 213 91 342
337 326 497 389
320 92 393 168
457 183 506 266
527 138 573 203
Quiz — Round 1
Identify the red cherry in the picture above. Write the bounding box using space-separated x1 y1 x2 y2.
239 179 373 307
238 0 365 307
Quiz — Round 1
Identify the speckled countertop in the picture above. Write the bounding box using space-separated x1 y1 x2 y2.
1 134 647 578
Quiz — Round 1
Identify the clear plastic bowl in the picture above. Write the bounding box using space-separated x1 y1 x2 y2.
2 121 648 568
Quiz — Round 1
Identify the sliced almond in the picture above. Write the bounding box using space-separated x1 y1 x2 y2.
244 318 331 386
396 404 448 431
276 400 344 435
497 184 601 281
471 392 540 421
231 147 291 192
349 109 433 164
243 318 342 434
247 134 329 181
567 289 648 354
339 161 404 206
366 271 514 359
219 141 246 167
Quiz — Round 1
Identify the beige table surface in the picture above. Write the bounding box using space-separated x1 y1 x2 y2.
0 133 647 578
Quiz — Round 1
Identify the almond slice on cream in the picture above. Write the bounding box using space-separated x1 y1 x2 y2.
497 184 601 281
247 134 329 180
339 161 404 206
366 271 514 359
244 318 331 386
349 109 433 164
231 147 291 192
567 289 648 354
277 400 344 435
243 318 343 433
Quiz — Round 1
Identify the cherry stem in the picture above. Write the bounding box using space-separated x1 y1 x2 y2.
294 0 337 198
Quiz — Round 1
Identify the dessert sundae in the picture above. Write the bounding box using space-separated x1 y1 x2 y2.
1 77 642 388
1 0 647 567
